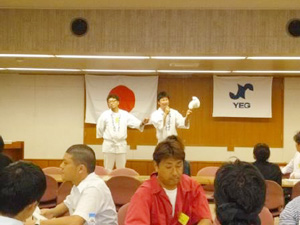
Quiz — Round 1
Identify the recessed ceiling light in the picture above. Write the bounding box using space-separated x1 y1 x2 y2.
157 70 231 73
152 56 245 60
7 68 81 72
83 69 156 73
56 55 149 59
0 54 54 58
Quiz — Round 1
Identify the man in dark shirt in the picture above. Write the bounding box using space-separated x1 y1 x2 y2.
0 135 13 172
252 143 282 185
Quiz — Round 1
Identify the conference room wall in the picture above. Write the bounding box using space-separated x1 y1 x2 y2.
1 74 299 164
0 9 300 54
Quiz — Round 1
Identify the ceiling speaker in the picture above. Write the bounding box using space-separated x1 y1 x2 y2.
71 18 88 36
287 19 300 37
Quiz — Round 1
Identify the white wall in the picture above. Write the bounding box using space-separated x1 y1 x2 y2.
1 74 299 163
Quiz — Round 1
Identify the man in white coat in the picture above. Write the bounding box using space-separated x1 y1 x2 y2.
282 131 300 178
96 94 148 171
150 91 192 143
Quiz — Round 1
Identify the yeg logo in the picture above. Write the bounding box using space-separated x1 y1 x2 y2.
229 83 254 108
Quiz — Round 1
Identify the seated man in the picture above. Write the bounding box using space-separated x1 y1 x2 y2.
282 131 300 178
125 139 212 225
252 143 282 185
0 161 46 225
40 144 117 225
214 160 267 225
0 135 13 171
279 196 300 225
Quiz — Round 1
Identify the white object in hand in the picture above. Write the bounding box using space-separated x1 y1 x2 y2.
188 96 200 109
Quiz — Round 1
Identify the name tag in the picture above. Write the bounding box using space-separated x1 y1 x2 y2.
178 212 189 225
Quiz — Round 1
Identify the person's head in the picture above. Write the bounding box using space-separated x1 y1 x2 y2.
106 94 120 111
294 131 300 152
157 91 170 110
60 144 96 185
253 143 270 163
0 135 4 152
165 135 185 151
214 160 266 225
153 139 185 190
0 161 46 220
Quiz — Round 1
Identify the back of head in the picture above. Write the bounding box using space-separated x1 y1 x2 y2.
294 131 300 144
0 135 4 152
253 143 270 163
157 91 169 101
214 160 266 225
66 144 96 173
153 139 185 165
0 161 46 217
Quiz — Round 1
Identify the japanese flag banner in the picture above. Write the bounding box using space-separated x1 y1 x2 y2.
85 75 158 124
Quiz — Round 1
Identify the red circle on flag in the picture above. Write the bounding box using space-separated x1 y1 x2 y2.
109 85 135 112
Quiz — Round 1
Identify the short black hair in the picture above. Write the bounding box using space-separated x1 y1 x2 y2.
153 139 185 165
253 143 270 162
214 160 266 225
0 135 4 152
106 94 119 102
157 91 169 101
165 135 185 151
0 161 46 217
294 131 300 144
66 144 96 173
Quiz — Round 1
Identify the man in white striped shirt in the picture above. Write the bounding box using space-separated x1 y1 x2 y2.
279 196 300 225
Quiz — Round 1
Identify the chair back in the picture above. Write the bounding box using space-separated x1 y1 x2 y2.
196 166 219 201
94 165 108 175
292 181 300 199
42 167 61 175
109 168 139 176
118 202 130 225
39 175 58 208
264 180 284 217
106 176 142 210
57 181 73 204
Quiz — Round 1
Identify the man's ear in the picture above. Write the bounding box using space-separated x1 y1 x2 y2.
78 164 87 174
153 161 159 172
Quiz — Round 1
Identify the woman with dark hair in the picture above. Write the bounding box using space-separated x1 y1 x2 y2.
0 136 13 172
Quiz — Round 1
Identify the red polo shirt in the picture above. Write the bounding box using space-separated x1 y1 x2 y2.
125 173 212 225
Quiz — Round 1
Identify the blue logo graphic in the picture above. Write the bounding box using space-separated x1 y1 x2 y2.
229 83 254 100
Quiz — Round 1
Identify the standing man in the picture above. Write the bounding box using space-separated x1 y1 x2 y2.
96 94 148 171
0 161 46 225
150 91 192 143
125 139 212 225
282 131 300 178
40 144 117 225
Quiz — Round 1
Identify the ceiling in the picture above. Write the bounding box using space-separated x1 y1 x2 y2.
0 0 300 10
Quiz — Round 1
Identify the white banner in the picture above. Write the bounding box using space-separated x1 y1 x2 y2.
85 75 158 124
213 76 273 118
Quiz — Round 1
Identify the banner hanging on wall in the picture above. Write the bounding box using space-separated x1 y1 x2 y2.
85 75 158 124
213 76 273 118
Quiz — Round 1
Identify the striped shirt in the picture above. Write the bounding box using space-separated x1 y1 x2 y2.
279 196 300 225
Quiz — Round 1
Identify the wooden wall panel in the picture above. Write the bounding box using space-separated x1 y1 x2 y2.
84 76 283 149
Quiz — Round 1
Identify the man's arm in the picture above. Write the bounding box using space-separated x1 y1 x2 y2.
197 219 213 225
96 113 106 138
40 215 85 225
41 203 68 219
184 109 192 127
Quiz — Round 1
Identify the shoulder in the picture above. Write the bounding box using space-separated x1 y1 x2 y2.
180 174 200 190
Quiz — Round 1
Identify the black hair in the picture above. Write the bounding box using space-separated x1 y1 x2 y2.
157 91 169 101
66 144 96 173
153 139 185 165
0 161 46 217
106 94 119 102
0 135 4 152
253 143 270 163
214 160 266 225
294 131 300 144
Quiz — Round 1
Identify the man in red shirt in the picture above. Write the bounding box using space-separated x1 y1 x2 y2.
125 139 212 225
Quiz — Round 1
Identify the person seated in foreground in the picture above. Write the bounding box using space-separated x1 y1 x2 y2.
0 135 13 171
282 131 300 178
0 161 46 225
39 144 117 225
279 195 300 225
214 160 267 225
252 143 282 185
125 139 212 225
